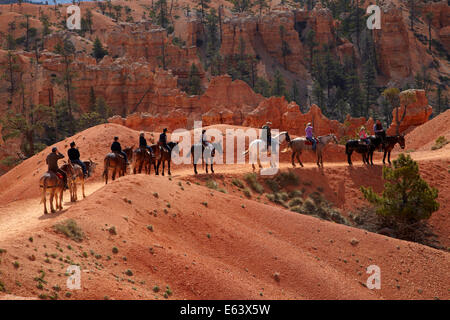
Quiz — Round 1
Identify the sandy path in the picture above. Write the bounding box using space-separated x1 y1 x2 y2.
0 150 447 243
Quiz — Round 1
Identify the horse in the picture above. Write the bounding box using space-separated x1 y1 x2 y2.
156 142 179 176
133 145 161 175
345 139 371 166
187 142 222 175
289 134 338 168
39 164 74 214
103 146 133 184
381 135 405 165
243 132 291 172
62 159 97 201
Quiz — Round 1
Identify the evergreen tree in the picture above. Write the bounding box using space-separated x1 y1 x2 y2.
361 153 439 224
92 37 108 61
187 63 202 95
230 0 253 13
254 0 269 16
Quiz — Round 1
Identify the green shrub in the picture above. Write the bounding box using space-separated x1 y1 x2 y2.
361 154 439 224
265 179 280 192
206 179 218 190
244 173 264 194
290 205 303 214
276 171 299 188
54 220 84 242
288 190 303 199
289 197 303 207
231 178 244 189
431 136 449 150
243 188 252 198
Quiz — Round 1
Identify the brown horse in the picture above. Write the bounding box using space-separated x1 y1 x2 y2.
382 135 405 165
133 146 160 175
40 164 74 214
103 146 133 184
156 142 178 176
62 160 97 201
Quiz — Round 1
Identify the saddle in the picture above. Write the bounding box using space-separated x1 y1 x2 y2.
305 138 317 146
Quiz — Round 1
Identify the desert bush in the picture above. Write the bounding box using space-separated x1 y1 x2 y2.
265 179 280 192
276 171 299 188
289 197 303 207
244 173 264 194
231 178 244 189
54 220 84 242
243 188 252 198
431 136 449 150
288 190 303 199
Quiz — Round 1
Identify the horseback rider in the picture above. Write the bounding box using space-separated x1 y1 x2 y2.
305 122 316 151
159 128 171 153
46 147 68 189
111 136 128 165
262 121 272 148
139 131 155 157
373 120 386 151
68 142 88 178
359 126 370 145
200 129 212 148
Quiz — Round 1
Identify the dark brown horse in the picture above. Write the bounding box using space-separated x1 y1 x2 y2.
187 142 221 175
133 145 160 175
381 135 405 165
156 142 178 176
103 146 133 184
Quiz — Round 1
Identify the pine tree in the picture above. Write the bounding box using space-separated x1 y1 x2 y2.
361 153 439 224
255 0 269 16
187 63 202 95
92 37 108 61
304 29 316 71
271 70 287 98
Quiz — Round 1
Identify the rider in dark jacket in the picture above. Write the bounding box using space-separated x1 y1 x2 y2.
46 147 68 189
373 120 386 151
111 137 128 164
68 142 87 178
262 122 272 148
159 128 171 152
139 132 154 156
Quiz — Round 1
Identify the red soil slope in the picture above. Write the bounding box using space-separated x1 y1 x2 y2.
0 174 448 300
0 122 449 300
404 110 450 151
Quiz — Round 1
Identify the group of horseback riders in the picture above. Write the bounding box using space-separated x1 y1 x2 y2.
260 119 386 152
45 141 89 190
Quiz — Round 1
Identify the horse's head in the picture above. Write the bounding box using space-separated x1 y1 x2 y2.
88 158 97 175
398 135 406 149
331 134 339 144
285 132 291 143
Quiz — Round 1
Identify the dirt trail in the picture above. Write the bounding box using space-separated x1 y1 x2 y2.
1 148 447 244
0 181 104 242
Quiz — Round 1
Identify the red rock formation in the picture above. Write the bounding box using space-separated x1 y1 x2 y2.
387 89 433 135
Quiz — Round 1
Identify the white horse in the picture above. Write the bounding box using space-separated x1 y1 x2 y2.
288 134 338 168
243 131 291 172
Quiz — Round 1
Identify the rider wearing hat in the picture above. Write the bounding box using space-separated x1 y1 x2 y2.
111 136 128 164
305 122 316 151
359 126 370 145
139 131 155 157
373 120 386 151
262 121 272 148
159 128 171 152
68 141 87 178
46 147 68 189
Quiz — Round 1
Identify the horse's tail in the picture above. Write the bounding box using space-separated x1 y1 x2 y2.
40 177 47 204
185 147 192 159
345 142 350 155
103 157 109 181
